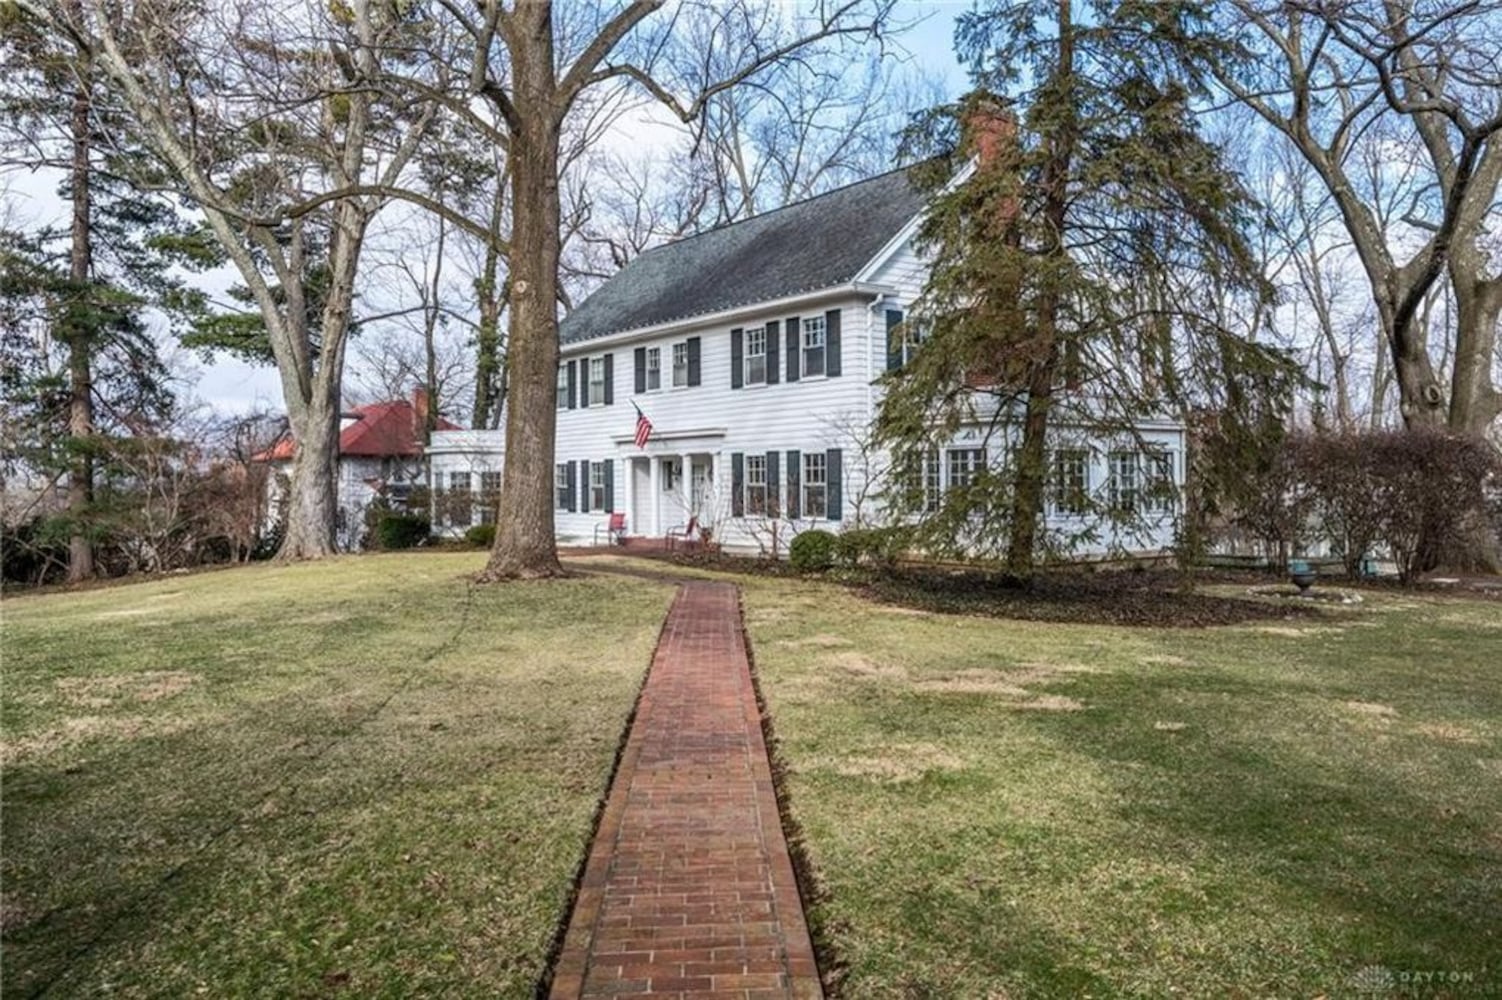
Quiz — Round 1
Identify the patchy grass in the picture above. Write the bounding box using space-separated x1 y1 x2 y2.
734 572 1502 998
1 553 673 998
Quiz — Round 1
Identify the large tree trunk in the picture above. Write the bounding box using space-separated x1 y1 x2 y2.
1005 0 1073 581
276 395 342 559
1448 254 1502 435
481 1 564 580
66 53 95 583
472 192 506 430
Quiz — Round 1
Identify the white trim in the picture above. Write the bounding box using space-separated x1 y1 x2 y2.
852 159 976 285
560 282 895 356
610 426 729 446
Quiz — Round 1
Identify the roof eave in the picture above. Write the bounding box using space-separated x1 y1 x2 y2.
561 281 899 354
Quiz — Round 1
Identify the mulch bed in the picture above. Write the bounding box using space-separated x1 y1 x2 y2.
627 550 1326 628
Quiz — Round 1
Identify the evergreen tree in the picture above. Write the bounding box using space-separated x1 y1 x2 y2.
881 0 1294 578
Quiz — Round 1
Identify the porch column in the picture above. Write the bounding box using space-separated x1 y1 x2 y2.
648 455 662 536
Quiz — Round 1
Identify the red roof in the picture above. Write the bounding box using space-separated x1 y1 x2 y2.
255 399 460 462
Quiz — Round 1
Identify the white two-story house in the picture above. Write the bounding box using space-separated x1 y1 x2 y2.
429 165 1185 556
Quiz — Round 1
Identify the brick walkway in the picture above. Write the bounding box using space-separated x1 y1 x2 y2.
550 581 822 1000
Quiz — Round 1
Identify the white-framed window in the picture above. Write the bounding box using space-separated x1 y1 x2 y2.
556 365 568 409
745 326 767 385
947 448 983 490
745 454 768 515
1108 450 1139 513
802 315 826 377
904 316 930 366
1050 449 1090 516
449 471 472 527
589 461 606 512
554 464 569 511
1142 449 1174 513
922 448 941 512
588 357 606 406
645 347 661 391
803 452 827 519
672 341 689 387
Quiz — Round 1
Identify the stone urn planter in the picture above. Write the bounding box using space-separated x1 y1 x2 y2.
1288 559 1317 592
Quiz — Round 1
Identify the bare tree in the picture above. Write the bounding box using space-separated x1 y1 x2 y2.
1220 0 1502 433
422 0 899 579
14 0 438 559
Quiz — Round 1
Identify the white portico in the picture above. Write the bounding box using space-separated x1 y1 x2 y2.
613 427 725 538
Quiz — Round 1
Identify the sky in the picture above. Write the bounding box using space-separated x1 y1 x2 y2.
4 2 971 417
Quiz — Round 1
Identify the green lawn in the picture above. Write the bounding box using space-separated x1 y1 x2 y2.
736 573 1502 998
1 553 674 998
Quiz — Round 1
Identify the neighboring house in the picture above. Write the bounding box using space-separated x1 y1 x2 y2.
429 166 1185 556
258 391 458 549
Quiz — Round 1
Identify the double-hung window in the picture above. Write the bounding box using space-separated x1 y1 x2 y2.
645 347 661 391
903 317 929 366
802 315 826 377
1142 449 1174 513
922 449 941 512
479 471 502 524
589 462 606 512
1050 449 1090 516
588 358 606 406
745 455 768 515
556 366 568 408
449 471 473 527
554 464 569 511
672 342 689 387
1108 451 1139 513
745 326 767 385
947 448 984 490
803 452 828 519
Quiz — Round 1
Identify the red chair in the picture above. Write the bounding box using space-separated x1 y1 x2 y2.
594 511 627 546
665 516 699 551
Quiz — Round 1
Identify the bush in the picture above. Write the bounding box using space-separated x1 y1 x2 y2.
375 513 430 550
833 526 908 570
464 523 496 548
789 529 837 573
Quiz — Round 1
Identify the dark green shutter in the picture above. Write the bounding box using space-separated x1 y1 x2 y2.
566 461 577 512
579 460 590 509
765 450 780 518
825 309 842 377
827 448 843 521
687 337 701 386
567 360 577 409
634 347 646 393
604 459 615 513
786 450 801 520
731 452 745 517
766 321 780 384
603 353 614 405
731 329 743 389
885 309 905 372
785 318 800 381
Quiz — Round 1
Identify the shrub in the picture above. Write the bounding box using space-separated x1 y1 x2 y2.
788 529 837 573
375 513 430 550
833 526 908 570
464 523 496 549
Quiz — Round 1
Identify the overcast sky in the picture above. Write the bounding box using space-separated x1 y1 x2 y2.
4 3 970 416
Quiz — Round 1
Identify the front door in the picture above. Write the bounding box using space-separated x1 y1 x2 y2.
630 457 651 536
690 458 710 516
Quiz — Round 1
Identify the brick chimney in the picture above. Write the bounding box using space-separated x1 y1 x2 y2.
412 387 430 435
962 93 1018 172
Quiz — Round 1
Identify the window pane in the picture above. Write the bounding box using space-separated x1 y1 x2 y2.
746 455 767 515
745 329 766 384
803 453 826 519
556 366 568 408
590 359 605 405
646 348 660 391
747 355 766 384
673 343 688 386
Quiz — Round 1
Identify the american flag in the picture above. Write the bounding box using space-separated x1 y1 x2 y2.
632 402 654 449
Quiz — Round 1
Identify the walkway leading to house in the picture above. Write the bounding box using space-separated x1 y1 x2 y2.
550 581 822 1000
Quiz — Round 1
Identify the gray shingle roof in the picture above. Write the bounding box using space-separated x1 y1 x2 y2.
559 166 926 345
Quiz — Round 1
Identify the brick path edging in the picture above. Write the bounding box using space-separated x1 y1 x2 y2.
548 581 823 1000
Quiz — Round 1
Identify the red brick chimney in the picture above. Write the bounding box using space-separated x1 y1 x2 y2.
412 387 430 435
962 93 1017 172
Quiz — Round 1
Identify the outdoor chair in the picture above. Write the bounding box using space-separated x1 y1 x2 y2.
594 511 627 546
665 516 699 552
